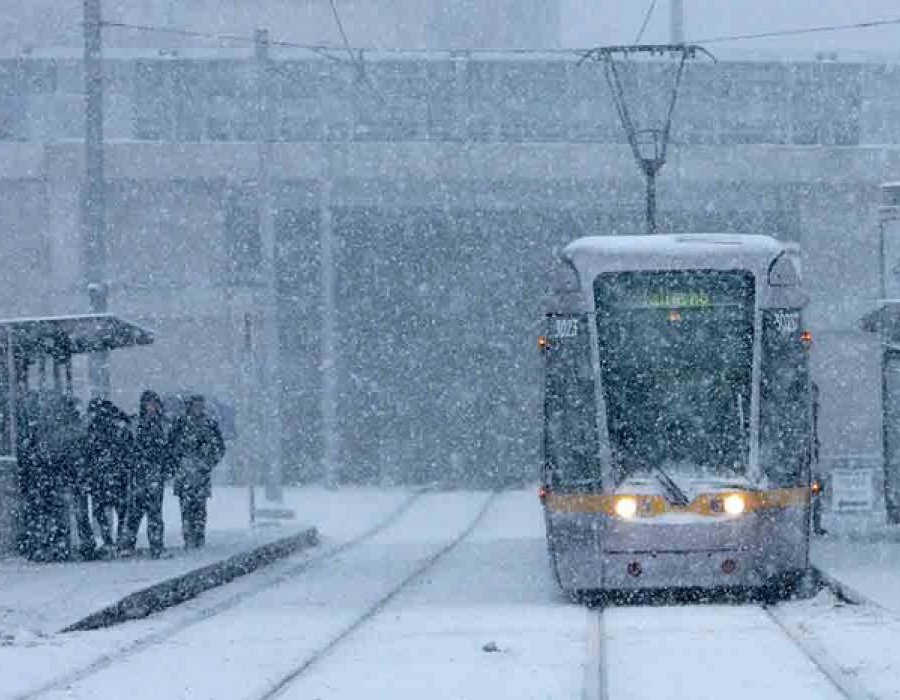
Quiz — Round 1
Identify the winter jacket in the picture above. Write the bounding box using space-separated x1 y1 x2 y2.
170 414 225 499
82 400 133 504
132 414 175 492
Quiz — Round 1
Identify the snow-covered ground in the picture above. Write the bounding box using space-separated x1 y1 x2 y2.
278 490 587 700
4 488 900 699
605 603 849 699
812 518 900 613
0 486 411 636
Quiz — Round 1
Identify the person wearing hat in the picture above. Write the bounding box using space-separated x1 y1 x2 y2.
169 394 225 549
120 390 174 558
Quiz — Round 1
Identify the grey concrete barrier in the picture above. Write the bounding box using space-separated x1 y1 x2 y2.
61 526 319 633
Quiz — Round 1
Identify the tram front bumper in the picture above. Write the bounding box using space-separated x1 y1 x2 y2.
547 506 809 592
602 548 764 589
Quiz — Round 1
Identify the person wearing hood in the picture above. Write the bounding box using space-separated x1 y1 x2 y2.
18 392 82 561
82 397 133 552
120 390 174 558
170 394 225 549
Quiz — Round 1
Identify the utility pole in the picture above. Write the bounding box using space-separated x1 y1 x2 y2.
83 0 109 396
320 177 338 486
255 29 284 503
670 0 684 44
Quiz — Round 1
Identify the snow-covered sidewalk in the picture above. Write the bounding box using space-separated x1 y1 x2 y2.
811 515 900 613
0 486 411 637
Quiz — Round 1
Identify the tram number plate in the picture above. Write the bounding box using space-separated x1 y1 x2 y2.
831 468 875 513
551 318 579 339
771 310 800 335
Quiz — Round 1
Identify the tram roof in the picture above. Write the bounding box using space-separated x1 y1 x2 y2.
563 234 788 276
0 314 153 360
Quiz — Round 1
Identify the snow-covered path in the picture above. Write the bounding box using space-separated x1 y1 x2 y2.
33 492 494 700
6 489 900 700
277 490 587 699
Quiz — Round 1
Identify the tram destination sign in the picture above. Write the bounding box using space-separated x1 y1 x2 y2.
611 288 745 310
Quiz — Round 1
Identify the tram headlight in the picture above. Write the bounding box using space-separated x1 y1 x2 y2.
614 496 638 519
723 493 746 516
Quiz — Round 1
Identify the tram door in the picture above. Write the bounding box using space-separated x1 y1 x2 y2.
883 352 900 523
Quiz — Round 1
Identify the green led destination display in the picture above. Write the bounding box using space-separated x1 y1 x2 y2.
596 270 755 313
645 290 712 308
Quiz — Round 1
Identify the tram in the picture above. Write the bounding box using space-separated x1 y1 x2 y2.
539 234 815 595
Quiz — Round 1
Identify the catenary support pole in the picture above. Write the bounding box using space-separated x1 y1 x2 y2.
645 171 657 234
83 0 109 396
256 29 284 502
320 176 339 487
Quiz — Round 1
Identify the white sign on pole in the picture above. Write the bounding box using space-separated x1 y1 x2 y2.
831 468 875 513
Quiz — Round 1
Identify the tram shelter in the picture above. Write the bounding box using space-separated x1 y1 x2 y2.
861 182 900 524
862 301 900 523
0 313 153 554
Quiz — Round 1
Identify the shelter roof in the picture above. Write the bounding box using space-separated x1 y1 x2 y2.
0 314 153 360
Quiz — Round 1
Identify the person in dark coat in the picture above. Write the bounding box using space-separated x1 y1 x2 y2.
82 398 133 552
70 431 99 560
50 395 94 561
16 392 47 559
120 390 174 558
18 392 81 561
170 395 225 549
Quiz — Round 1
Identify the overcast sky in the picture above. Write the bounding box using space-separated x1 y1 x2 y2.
563 0 900 55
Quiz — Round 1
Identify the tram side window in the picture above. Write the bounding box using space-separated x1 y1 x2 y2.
759 310 811 487
543 316 600 487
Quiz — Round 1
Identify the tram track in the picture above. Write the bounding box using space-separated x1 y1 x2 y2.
255 491 498 700
16 488 430 700
582 606 609 700
763 602 876 700
584 579 880 700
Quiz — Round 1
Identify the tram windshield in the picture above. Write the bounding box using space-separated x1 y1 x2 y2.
595 269 755 483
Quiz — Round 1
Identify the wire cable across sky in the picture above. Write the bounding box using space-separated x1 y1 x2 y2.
326 0 387 104
635 0 659 45
100 15 900 55
691 16 900 45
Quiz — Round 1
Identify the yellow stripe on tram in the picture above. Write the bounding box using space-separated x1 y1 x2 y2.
544 487 810 517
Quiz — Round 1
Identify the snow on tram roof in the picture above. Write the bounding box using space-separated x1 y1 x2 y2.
561 234 791 279
563 233 785 260
556 234 806 307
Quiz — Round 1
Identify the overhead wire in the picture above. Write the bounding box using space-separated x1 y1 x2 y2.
635 0 659 44
100 15 900 56
691 16 900 45
327 0 355 60
326 0 387 104
100 20 350 63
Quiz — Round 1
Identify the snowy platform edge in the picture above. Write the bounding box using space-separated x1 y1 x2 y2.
60 526 320 633
811 566 874 608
